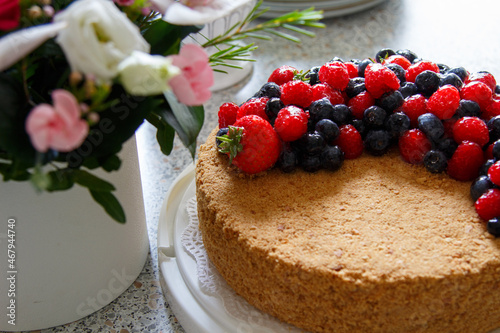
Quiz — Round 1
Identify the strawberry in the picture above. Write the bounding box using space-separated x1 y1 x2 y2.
237 97 270 121
218 102 239 128
268 65 297 86
333 124 364 159
460 81 493 111
274 105 309 142
382 55 412 70
280 80 314 108
347 91 375 119
318 61 350 90
364 63 400 99
447 141 485 181
217 115 281 174
475 189 500 221
426 85 461 120
398 94 427 127
405 60 440 83
452 116 490 147
465 71 497 92
398 129 432 164
312 83 344 106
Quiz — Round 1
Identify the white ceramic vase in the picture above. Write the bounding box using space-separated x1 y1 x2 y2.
0 136 149 332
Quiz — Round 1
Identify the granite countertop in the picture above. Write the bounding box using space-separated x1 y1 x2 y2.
36 0 500 332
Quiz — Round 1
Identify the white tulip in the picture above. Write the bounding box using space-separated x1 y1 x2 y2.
53 0 150 81
117 51 181 96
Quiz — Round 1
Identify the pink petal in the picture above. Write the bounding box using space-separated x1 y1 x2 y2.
25 104 56 152
51 89 81 127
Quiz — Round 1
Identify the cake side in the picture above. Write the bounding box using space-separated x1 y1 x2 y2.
196 128 500 333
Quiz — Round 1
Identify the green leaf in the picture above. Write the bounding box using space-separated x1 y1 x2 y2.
45 169 75 192
101 154 122 172
146 109 176 156
143 19 202 56
74 169 115 192
89 190 126 223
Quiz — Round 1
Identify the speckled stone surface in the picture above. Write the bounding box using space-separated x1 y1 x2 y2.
35 0 500 332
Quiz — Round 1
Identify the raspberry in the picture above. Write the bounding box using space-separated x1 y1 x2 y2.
333 124 363 159
268 65 297 85
475 188 500 221
465 71 496 92
460 81 493 110
318 61 350 90
382 55 412 70
280 80 314 108
447 141 484 181
398 94 427 127
488 161 500 186
312 83 344 106
398 129 432 164
274 105 309 142
344 62 359 78
218 102 239 128
237 97 270 121
426 85 461 120
347 91 375 119
452 116 490 147
364 63 400 99
483 98 500 121
405 60 440 83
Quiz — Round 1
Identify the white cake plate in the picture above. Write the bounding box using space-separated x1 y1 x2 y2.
157 164 500 333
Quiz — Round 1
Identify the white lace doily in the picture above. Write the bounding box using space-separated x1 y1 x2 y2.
182 197 304 333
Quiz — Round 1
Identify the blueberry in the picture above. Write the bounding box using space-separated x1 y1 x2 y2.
456 99 481 118
266 97 284 125
330 56 344 63
446 67 468 82
315 119 340 143
345 77 366 98
439 73 463 89
375 48 395 63
479 159 496 176
418 113 444 142
301 154 322 173
331 104 352 126
399 82 418 98
471 175 494 201
385 112 410 138
396 49 418 63
423 150 448 174
300 131 326 156
364 130 391 156
437 63 450 74
415 70 441 96
487 217 500 237
376 90 404 113
309 98 334 124
363 106 387 129
435 137 458 159
320 145 344 171
386 63 406 84
278 144 299 173
215 128 229 147
487 116 500 142
496 85 500 95
492 140 500 160
306 66 321 85
358 58 372 77
352 119 367 138
256 82 281 98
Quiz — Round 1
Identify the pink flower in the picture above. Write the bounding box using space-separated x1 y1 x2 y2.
113 0 135 6
26 90 89 153
169 44 213 106
180 0 212 7
0 0 20 31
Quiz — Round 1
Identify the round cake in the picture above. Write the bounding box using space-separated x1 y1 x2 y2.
195 49 500 332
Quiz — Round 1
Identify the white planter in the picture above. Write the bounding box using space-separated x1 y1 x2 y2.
0 136 149 332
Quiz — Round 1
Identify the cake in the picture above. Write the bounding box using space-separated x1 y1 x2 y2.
195 49 500 332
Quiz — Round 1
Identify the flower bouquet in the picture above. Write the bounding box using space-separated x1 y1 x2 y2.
0 0 323 222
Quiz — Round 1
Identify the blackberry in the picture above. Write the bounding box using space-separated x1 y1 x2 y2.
487 217 500 237
278 144 299 173
456 99 481 118
479 159 496 176
396 49 418 63
399 82 418 98
487 116 500 141
301 154 322 172
385 112 410 138
331 104 352 126
418 113 445 142
256 82 281 98
364 129 391 156
375 48 395 63
357 58 372 77
315 119 340 143
306 66 321 85
215 127 229 147
266 97 285 125
363 106 387 129
320 145 344 171
376 90 404 112
439 73 463 89
385 63 406 84
423 150 448 174
345 77 366 98
471 176 494 201
299 131 326 156
415 70 440 96
446 67 468 82
309 98 334 124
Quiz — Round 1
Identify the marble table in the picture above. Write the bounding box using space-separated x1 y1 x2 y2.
37 0 500 331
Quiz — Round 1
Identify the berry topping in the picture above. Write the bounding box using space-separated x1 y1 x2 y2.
415 70 441 96
280 80 314 108
333 124 363 159
320 145 344 171
218 102 239 128
460 81 493 110
312 83 344 106
382 55 412 70
466 71 497 92
268 65 296 85
470 175 494 202
426 85 461 120
347 91 375 119
363 106 387 129
475 189 500 221
483 98 500 121
364 63 400 98
417 113 445 142
364 129 391 156
398 129 432 164
447 141 484 181
423 150 448 174
487 160 500 186
237 97 270 121
405 60 440 83
315 119 340 143
452 116 489 147
385 112 410 138
318 61 350 90
398 94 428 127
456 99 481 118
256 82 281 99
274 105 309 142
